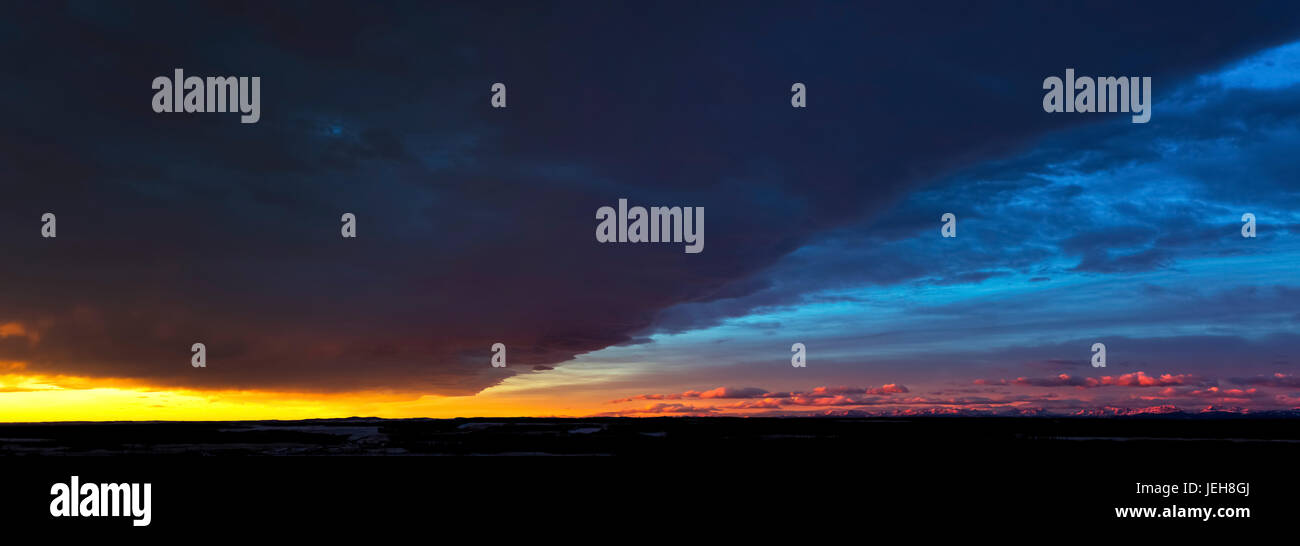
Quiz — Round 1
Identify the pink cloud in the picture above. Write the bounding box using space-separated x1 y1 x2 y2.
609 384 909 405
1186 386 1261 399
991 371 1195 389
595 403 719 416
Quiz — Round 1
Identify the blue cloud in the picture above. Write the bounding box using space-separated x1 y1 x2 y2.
622 40 1300 392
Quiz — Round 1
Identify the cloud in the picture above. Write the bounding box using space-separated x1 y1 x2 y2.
595 372 1300 416
991 371 1198 389
721 399 785 410
610 386 773 402
610 384 909 404
698 387 771 399
595 403 719 416
0 322 35 340
1229 373 1300 388
810 384 910 395
1185 386 1263 400
639 38 1300 382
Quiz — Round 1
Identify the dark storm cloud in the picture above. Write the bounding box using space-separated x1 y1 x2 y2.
1 1 1298 393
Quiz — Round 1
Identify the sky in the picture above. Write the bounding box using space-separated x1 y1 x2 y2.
0 1 1297 420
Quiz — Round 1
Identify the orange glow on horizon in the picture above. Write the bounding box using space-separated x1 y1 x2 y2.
0 371 612 422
